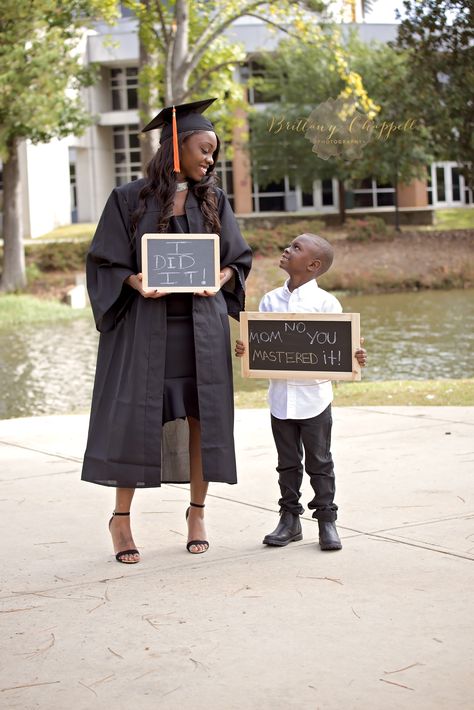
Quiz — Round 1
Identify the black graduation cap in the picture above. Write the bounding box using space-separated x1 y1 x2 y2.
142 98 217 172
142 98 217 137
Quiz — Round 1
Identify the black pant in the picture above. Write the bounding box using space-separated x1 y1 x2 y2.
270 405 338 522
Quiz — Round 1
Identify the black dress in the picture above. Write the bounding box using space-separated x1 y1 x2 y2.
163 214 199 423
82 183 252 487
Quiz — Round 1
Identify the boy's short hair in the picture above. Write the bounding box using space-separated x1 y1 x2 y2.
302 233 334 276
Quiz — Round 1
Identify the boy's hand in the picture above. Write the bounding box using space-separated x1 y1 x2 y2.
235 339 246 357
355 336 367 368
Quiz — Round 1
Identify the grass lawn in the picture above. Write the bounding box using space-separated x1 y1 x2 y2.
33 224 96 242
410 207 474 232
0 294 90 326
434 208 474 229
234 378 474 408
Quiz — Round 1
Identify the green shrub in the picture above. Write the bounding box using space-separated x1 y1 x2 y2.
345 216 393 243
26 241 90 272
246 219 325 255
26 262 42 284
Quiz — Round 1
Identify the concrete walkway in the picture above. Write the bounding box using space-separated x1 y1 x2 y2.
1 407 473 710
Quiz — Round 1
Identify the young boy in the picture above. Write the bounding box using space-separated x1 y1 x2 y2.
235 233 367 551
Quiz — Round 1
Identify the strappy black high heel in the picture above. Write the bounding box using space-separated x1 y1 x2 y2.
185 502 209 554
108 511 140 564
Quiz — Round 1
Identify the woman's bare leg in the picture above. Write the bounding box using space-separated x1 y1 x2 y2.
187 416 208 552
109 487 140 562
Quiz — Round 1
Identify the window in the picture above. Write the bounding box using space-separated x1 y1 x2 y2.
426 165 433 205
257 195 286 211
353 192 373 208
321 179 335 207
352 177 395 208
252 171 286 211
451 167 461 202
119 2 134 17
214 148 234 209
428 162 472 205
69 148 77 222
241 59 281 105
110 67 138 111
113 125 142 186
377 192 395 207
69 163 77 223
436 166 446 202
353 178 372 190
69 163 77 209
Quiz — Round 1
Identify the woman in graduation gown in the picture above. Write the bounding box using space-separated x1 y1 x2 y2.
82 98 252 563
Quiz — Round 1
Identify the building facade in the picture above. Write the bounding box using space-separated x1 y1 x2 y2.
1 11 471 238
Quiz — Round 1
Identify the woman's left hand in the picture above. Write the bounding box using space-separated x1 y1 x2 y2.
194 267 233 297
219 267 233 288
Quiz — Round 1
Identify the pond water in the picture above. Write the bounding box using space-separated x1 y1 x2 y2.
339 289 474 382
0 317 99 420
1 289 473 419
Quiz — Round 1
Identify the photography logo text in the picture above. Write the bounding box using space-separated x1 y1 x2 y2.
267 98 417 160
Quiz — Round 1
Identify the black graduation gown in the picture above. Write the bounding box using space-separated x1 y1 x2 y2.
81 179 252 488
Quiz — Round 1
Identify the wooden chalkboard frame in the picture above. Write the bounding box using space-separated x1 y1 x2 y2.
141 233 220 293
240 312 361 381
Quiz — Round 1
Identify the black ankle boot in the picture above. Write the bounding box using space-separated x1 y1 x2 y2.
263 511 303 547
318 521 342 551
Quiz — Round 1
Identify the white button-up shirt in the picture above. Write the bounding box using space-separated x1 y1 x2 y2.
259 279 343 420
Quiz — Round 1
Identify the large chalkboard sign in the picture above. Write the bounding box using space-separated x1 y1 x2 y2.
141 233 220 292
240 312 361 381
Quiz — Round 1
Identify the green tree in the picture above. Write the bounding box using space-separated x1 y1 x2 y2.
348 40 434 229
396 0 474 189
247 38 342 212
0 0 118 293
248 31 434 223
124 0 343 169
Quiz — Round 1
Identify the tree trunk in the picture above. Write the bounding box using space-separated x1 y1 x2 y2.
138 29 159 175
169 0 189 102
394 154 401 232
0 137 26 293
338 179 346 225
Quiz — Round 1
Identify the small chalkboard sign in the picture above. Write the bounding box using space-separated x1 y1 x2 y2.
240 312 361 381
141 233 220 292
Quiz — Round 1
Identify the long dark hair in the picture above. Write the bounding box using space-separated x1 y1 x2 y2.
130 130 221 237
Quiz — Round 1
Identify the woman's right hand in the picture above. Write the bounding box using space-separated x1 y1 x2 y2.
125 273 167 299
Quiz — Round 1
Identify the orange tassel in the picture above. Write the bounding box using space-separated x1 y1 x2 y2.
172 106 180 173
